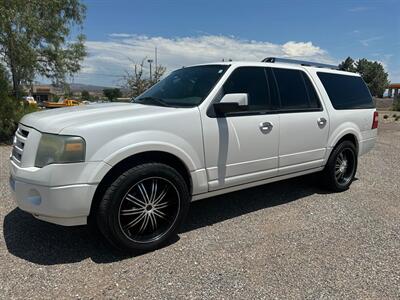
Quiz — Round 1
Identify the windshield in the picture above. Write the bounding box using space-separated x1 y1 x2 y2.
134 65 229 107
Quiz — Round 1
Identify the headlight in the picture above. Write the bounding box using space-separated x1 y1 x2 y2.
35 134 86 168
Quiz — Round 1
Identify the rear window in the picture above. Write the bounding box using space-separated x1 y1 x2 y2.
317 72 374 109
273 68 321 110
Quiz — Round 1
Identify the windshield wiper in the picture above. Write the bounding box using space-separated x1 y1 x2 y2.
135 97 171 107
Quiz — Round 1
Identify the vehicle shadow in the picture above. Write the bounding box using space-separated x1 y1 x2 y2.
181 175 331 233
3 175 335 265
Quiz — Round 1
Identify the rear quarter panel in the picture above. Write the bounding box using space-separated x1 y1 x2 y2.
307 68 377 158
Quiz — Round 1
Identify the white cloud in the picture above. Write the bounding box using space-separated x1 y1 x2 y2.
348 6 371 12
359 36 383 47
75 34 335 86
108 33 133 38
282 41 325 57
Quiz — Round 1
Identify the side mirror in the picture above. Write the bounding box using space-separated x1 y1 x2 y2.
213 93 248 116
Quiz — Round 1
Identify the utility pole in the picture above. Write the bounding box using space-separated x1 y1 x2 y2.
147 59 153 81
155 47 158 72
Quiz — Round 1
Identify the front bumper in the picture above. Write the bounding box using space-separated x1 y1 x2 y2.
9 159 111 226
10 177 96 226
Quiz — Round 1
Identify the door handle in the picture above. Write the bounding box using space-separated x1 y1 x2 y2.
259 122 273 133
317 117 327 127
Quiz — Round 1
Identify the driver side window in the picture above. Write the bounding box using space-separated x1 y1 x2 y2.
223 67 272 111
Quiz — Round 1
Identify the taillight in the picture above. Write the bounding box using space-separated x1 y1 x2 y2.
372 111 378 129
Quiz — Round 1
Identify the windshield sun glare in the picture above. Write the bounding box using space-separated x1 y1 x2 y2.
135 65 229 107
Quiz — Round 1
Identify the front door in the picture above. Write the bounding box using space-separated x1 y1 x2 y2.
202 66 280 191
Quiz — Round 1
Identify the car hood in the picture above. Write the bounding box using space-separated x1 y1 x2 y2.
20 103 181 134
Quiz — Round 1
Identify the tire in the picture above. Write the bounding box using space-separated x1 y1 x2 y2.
322 140 358 192
96 163 190 253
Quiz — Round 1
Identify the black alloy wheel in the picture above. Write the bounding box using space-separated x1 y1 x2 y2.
96 163 190 253
322 140 358 192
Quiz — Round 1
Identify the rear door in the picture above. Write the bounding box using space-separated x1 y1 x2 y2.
270 67 329 175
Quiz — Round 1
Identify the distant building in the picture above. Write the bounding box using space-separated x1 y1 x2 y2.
388 83 400 98
27 85 62 103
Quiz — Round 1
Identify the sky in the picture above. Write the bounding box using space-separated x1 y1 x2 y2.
71 0 400 87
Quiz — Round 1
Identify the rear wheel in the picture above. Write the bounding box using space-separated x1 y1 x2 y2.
96 163 190 253
322 140 357 192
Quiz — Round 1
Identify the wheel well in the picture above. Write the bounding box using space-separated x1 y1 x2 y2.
89 151 192 218
336 134 358 153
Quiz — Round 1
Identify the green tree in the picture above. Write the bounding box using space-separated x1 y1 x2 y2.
103 88 122 101
81 90 90 101
339 57 389 97
62 83 74 99
338 57 356 72
0 64 9 98
0 0 87 98
355 59 389 97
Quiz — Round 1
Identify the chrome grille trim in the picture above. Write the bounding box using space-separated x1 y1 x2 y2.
18 128 29 138
15 130 28 142
13 145 23 154
12 125 30 166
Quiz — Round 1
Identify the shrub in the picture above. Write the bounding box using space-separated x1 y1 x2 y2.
0 97 16 143
393 114 398 118
0 97 37 144
383 115 389 119
0 65 37 144
393 96 400 111
396 116 400 122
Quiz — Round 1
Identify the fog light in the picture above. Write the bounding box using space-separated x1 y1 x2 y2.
27 189 41 205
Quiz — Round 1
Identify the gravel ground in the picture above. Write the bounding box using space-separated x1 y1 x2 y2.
0 125 399 299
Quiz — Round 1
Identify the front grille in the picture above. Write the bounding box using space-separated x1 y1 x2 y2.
11 126 30 165
19 128 29 138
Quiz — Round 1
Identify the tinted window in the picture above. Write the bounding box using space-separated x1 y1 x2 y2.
273 68 321 110
303 72 320 108
317 72 374 109
223 67 270 111
265 67 279 107
136 65 228 107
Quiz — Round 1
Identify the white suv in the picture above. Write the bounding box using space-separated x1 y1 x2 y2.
9 58 378 252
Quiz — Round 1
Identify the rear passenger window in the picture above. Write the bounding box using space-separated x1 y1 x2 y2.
317 72 374 109
273 68 321 110
303 72 320 108
223 67 271 111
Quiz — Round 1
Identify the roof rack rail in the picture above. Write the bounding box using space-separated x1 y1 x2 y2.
262 57 339 70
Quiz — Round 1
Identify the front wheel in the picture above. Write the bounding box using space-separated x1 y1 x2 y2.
96 163 190 253
322 141 358 192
